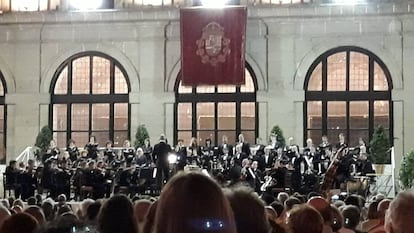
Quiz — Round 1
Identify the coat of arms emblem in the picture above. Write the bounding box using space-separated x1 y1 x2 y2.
196 22 231 66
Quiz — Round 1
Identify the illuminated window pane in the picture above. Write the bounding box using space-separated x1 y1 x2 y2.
327 102 346 130
327 52 346 91
217 85 236 93
197 103 214 130
71 104 89 131
178 81 192 94
374 101 389 129
178 103 192 130
350 101 369 129
374 62 389 91
177 131 192 146
241 71 255 92
241 102 255 130
196 85 215 93
0 106 4 132
349 52 368 91
142 0 164 5
218 131 236 145
53 132 67 148
72 132 89 147
240 131 255 145
349 130 369 147
92 57 110 94
197 131 215 145
72 57 90 94
327 130 346 146
53 104 67 130
307 130 322 145
115 67 128 94
11 0 44 11
91 131 109 146
218 103 235 130
114 131 129 147
114 103 128 130
54 67 68 95
307 101 322 129
92 104 109 130
308 63 322 91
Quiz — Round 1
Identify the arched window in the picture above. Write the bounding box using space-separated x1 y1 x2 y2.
0 72 6 163
175 64 257 146
51 52 130 148
304 47 393 147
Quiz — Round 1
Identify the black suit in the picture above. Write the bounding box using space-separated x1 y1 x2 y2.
258 153 274 171
152 141 172 186
219 144 233 157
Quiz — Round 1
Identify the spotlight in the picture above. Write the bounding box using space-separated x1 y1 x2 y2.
168 153 178 164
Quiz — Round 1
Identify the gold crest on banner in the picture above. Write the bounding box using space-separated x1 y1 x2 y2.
196 22 231 66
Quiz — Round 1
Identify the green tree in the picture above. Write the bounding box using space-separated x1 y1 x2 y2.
134 124 149 148
270 125 286 147
34 126 52 160
399 150 414 190
369 126 391 164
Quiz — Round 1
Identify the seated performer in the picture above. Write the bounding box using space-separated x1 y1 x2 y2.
67 139 80 163
218 135 233 158
187 137 201 165
319 146 347 194
317 135 332 173
43 139 60 163
85 135 99 160
142 138 153 164
103 141 115 164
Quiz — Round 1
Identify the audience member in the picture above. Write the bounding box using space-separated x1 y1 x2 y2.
384 191 414 233
24 205 46 225
287 204 324 233
142 200 158 233
134 199 152 232
361 201 380 232
0 213 38 233
0 205 11 229
153 172 237 233
308 196 334 233
98 194 138 233
225 186 270 233
86 201 101 226
340 205 362 233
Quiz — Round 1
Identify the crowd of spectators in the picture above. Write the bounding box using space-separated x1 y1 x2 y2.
0 171 413 233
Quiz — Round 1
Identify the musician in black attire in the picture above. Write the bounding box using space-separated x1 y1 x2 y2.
356 152 375 176
317 135 332 173
20 160 37 200
5 160 19 198
43 140 60 163
258 146 275 172
152 134 172 187
67 139 80 164
123 140 135 166
201 138 214 170
142 138 153 164
238 134 251 156
335 133 348 152
104 141 115 164
53 161 72 199
335 147 357 189
41 159 56 198
85 135 99 160
175 139 187 171
218 135 233 158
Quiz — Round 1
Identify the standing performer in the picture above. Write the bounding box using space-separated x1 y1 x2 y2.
320 146 347 194
152 134 172 187
142 138 153 164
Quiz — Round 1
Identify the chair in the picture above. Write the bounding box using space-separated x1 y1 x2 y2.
3 172 13 198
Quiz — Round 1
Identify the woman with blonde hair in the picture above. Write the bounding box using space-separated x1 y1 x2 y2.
153 172 237 233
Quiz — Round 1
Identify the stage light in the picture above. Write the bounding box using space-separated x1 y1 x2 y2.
200 0 227 7
168 153 178 164
70 0 103 10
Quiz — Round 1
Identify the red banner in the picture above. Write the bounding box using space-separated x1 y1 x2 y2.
180 6 247 86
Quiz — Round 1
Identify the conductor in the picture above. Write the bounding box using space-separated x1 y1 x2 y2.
152 134 172 187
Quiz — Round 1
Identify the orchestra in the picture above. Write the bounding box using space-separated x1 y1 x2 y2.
4 133 377 201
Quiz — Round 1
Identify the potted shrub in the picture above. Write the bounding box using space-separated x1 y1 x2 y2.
34 126 53 162
134 124 149 148
270 125 286 147
399 150 414 190
369 126 391 174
